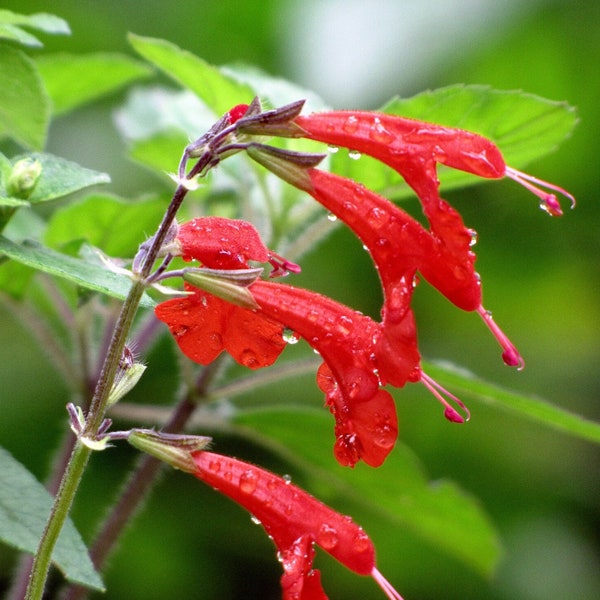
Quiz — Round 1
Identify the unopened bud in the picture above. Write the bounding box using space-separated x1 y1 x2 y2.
128 429 211 473
246 143 325 192
6 158 42 199
183 267 263 309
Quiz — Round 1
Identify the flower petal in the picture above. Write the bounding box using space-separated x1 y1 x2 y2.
318 364 398 468
176 217 270 267
155 285 285 369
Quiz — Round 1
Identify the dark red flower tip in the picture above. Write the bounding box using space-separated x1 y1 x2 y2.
191 451 405 599
154 284 286 369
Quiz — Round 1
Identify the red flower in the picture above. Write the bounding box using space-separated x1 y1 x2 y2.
291 113 559 368
155 217 288 368
249 280 398 467
191 450 404 600
294 111 574 217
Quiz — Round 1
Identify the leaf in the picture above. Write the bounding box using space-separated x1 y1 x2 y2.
233 407 501 575
127 34 256 116
0 44 50 149
424 361 600 445
331 85 578 200
0 446 104 591
44 195 168 258
0 10 70 47
36 52 152 116
0 153 110 206
0 236 155 308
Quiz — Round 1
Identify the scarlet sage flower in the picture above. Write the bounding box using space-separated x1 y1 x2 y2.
191 450 405 600
249 280 399 467
155 217 288 368
293 111 575 218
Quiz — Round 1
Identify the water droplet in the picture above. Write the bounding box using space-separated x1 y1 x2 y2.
208 460 221 473
223 471 233 482
240 348 259 368
343 115 359 134
327 145 339 154
348 150 361 160
282 328 300 344
239 469 258 494
282 473 292 484
327 212 338 222
369 118 394 144
250 515 261 525
468 228 478 247
317 524 339 550
353 528 371 553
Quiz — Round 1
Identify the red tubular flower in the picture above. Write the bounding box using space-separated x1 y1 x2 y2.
155 217 288 368
292 113 551 368
246 280 399 468
191 450 404 600
294 111 575 217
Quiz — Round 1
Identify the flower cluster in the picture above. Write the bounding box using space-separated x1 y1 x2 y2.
155 99 574 468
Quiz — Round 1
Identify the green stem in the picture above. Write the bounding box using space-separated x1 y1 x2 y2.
24 275 153 599
24 441 91 600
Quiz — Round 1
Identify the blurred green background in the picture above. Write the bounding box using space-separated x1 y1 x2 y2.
1 1 598 599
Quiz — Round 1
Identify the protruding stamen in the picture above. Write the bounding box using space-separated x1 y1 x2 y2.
505 166 575 216
268 252 302 278
371 567 405 600
419 371 470 423
477 305 525 370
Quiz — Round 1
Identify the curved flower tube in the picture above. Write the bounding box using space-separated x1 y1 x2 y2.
294 111 574 217
243 280 399 468
191 450 405 600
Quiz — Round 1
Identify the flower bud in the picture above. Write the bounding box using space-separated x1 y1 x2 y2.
127 429 212 473
183 267 262 309
6 158 42 199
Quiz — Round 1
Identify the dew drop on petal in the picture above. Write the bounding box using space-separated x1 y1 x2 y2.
343 115 359 134
348 150 362 160
239 469 258 494
250 515 262 525
282 473 292 484
369 118 394 144
327 145 339 154
317 524 339 550
468 228 478 247
352 528 371 554
240 348 259 368
208 460 221 473
327 212 338 222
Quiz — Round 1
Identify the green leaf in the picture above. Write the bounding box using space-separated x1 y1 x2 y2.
0 44 50 150
331 85 578 200
0 446 104 591
0 153 110 206
36 52 152 116
233 407 501 575
127 34 256 116
0 236 155 308
0 10 69 47
424 361 600 445
44 195 168 258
